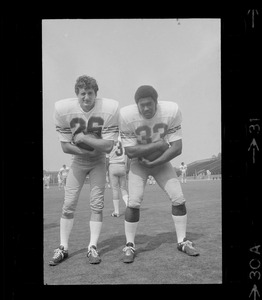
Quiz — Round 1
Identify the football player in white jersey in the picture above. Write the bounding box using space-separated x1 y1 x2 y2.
179 162 187 183
57 172 63 190
49 75 119 266
119 85 199 263
43 173 50 189
106 133 129 217
147 175 156 185
105 171 111 188
58 164 70 188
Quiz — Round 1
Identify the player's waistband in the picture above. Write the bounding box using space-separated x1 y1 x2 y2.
109 162 125 165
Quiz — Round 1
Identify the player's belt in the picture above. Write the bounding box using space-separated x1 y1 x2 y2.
110 162 125 165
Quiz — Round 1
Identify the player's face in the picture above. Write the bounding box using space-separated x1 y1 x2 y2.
137 97 157 119
77 88 97 112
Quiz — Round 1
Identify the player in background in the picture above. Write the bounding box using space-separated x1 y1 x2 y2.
106 133 129 217
206 169 211 180
59 164 70 188
105 171 111 188
119 85 199 263
43 173 50 189
49 75 119 266
147 175 156 185
179 162 187 183
57 172 63 190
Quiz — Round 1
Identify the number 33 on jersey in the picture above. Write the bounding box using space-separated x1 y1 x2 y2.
119 101 183 147
53 97 119 144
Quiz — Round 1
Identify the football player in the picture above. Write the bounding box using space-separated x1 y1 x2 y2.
105 171 111 188
58 164 70 188
206 169 211 180
179 162 187 183
43 173 50 189
119 85 199 263
57 172 63 190
106 133 129 217
49 75 119 266
147 175 156 185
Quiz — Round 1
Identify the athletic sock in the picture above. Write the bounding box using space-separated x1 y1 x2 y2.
122 195 128 206
124 221 138 247
172 214 187 244
113 199 120 214
60 218 74 250
88 221 103 249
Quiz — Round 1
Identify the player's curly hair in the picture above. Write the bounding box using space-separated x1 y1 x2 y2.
75 75 99 95
134 85 158 103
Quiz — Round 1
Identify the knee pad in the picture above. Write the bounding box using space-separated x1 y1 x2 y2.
172 203 187 216
125 207 140 222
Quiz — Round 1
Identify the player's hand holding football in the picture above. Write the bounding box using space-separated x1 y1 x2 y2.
72 132 102 156
139 139 169 165
73 132 85 144
73 131 100 149
73 131 98 144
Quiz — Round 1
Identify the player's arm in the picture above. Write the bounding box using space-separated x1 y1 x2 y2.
60 141 101 156
124 139 169 159
74 132 114 154
139 139 182 168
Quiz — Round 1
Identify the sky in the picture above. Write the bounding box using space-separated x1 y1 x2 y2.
42 19 221 172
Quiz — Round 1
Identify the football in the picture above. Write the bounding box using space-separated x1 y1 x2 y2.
75 132 99 151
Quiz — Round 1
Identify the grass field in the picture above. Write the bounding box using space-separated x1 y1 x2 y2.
44 179 222 285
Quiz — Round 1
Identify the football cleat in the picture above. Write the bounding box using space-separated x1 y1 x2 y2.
87 245 101 264
123 242 136 263
49 245 69 266
111 212 120 217
177 238 199 256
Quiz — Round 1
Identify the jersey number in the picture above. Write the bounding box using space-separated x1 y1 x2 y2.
70 116 104 137
115 141 123 156
135 123 168 144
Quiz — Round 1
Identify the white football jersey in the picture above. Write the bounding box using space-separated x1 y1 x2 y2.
179 164 187 172
43 175 50 183
119 101 182 148
107 135 126 164
54 98 119 143
59 167 70 179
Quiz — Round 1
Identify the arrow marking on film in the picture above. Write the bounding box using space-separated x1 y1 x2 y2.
249 284 260 300
248 138 259 164
248 9 259 28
